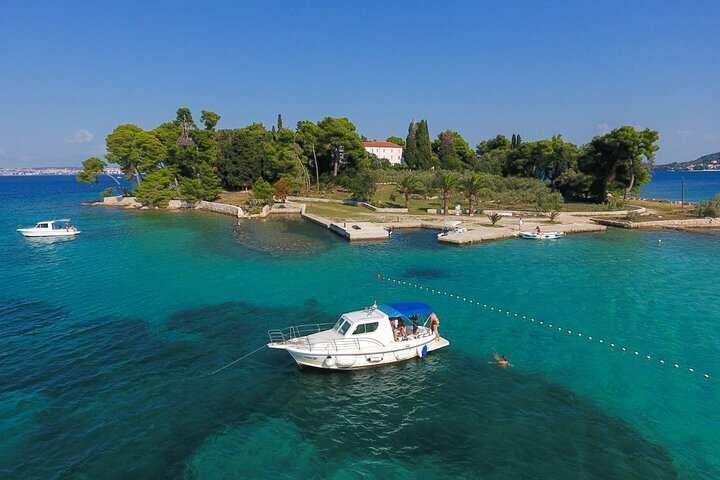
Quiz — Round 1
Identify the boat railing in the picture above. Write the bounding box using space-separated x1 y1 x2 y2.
268 323 334 345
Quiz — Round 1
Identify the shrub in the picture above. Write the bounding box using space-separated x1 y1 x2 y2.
252 178 274 204
487 212 503 226
696 193 720 217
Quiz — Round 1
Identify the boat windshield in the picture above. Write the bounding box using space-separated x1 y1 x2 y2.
333 318 352 335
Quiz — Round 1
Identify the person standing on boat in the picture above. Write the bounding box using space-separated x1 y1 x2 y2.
411 315 419 335
429 312 440 341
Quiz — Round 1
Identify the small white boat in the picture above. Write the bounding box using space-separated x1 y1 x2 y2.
437 221 467 238
267 302 449 370
17 219 81 237
519 230 565 240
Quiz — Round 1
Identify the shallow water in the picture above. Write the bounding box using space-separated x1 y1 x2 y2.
1 176 719 479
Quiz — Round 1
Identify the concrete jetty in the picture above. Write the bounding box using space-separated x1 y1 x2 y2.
436 220 606 245
330 221 391 241
302 211 390 241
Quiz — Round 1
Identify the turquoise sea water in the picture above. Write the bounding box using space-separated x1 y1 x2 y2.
1 176 719 479
641 170 720 202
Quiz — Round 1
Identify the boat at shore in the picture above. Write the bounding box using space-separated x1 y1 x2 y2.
518 230 565 240
267 302 449 370
17 219 81 237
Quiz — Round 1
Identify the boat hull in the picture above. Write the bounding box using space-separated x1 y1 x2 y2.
518 231 564 240
17 229 81 237
281 337 450 370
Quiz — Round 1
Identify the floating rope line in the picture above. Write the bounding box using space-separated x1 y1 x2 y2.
207 344 266 376
378 275 714 382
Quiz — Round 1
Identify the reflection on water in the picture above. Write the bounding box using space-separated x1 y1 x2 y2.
21 235 79 246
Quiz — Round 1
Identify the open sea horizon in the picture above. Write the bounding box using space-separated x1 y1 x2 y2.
1 175 719 479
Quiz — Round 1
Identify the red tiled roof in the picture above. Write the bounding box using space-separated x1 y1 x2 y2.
363 141 402 148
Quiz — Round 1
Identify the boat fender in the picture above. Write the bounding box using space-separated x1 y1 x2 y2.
418 345 428 358
323 355 336 368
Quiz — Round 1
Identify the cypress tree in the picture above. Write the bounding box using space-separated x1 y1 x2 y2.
416 120 433 169
404 120 418 168
511 134 517 149
277 114 283 131
516 134 522 147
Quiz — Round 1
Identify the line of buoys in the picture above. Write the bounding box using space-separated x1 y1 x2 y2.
377 274 714 382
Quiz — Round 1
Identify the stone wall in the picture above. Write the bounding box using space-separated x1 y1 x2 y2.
592 217 719 229
102 196 142 208
196 200 245 218
167 200 196 209
358 202 408 213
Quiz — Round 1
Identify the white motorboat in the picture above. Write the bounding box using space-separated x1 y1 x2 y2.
267 302 449 370
518 230 565 240
437 220 467 238
17 219 81 237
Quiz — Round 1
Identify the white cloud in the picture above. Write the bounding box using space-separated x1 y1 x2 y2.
66 129 94 144
596 123 610 135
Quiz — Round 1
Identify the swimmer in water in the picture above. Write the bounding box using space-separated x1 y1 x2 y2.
494 353 509 367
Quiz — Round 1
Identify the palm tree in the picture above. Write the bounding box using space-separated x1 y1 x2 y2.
461 174 484 216
396 174 420 209
436 172 458 215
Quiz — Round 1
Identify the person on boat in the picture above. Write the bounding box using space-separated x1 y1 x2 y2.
411 315 419 335
535 225 541 234
494 353 509 367
395 318 407 340
429 312 440 341
390 317 398 331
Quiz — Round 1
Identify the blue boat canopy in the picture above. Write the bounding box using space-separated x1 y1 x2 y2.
378 302 434 318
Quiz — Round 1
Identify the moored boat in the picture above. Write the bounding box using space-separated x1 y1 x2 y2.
518 230 565 240
17 219 81 237
267 302 449 370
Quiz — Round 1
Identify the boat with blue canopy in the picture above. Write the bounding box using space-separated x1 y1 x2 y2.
267 302 450 370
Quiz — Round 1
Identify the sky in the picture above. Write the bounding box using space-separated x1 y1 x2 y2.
0 0 718 167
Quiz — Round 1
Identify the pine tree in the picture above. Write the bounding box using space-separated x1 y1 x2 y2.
404 119 418 168
416 120 433 169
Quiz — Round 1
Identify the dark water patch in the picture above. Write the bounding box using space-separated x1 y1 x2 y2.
0 298 68 338
194 217 340 259
245 352 679 479
0 300 327 479
404 266 451 280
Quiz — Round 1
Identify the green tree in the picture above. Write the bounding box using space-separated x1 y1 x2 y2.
277 113 283 131
296 120 322 191
396 174 421 208
316 117 368 177
200 110 221 130
76 157 126 193
434 130 476 171
416 120 435 170
404 120 418 169
579 126 659 201
106 125 167 186
216 123 269 190
252 177 274 203
435 172 459 215
178 162 222 202
461 174 485 216
135 169 176 207
348 168 377 202
386 136 405 148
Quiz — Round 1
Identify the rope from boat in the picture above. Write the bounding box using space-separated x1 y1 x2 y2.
207 344 266 376
377 274 716 382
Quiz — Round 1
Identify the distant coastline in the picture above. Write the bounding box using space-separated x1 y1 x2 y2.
0 167 121 176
